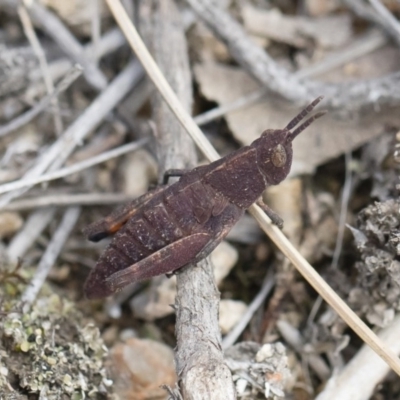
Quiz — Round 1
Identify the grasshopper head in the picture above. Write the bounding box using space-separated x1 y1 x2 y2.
253 97 326 185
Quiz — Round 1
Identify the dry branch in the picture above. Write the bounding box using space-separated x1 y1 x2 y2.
185 0 400 111
138 1 235 397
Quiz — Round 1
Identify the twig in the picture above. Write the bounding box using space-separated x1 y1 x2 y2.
7 208 56 263
90 0 101 65
308 151 354 324
0 138 148 194
0 59 144 208
332 152 353 269
18 4 63 135
0 65 82 138
21 206 81 305
1 193 132 212
316 314 400 400
106 0 400 377
343 0 400 46
17 0 108 90
222 272 275 349
137 1 235 397
185 0 400 111
29 28 125 84
368 0 400 41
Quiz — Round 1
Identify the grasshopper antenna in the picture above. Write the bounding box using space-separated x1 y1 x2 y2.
287 110 327 141
285 96 324 131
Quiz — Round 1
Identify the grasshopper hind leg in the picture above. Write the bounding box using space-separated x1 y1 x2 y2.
104 233 212 295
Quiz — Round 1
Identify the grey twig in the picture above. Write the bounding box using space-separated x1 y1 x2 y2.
368 0 400 41
25 1 108 90
18 4 63 134
185 0 400 111
343 0 400 46
0 138 148 195
222 272 275 350
0 60 144 208
0 65 82 138
21 206 81 305
331 151 353 269
1 193 132 212
7 208 56 263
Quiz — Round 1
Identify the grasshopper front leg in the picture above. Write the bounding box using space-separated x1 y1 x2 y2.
256 200 284 229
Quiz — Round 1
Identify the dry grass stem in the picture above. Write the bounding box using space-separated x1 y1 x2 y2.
106 0 400 377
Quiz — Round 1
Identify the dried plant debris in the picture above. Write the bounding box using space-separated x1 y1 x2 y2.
194 62 400 175
349 199 400 328
0 276 112 399
242 6 352 49
225 342 290 399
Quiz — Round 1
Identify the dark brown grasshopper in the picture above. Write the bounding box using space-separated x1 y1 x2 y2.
83 97 325 299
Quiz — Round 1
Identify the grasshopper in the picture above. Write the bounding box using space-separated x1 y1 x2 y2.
83 97 325 298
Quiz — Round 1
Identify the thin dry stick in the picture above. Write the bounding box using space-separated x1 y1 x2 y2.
0 138 148 194
21 206 81 305
307 151 354 325
30 28 125 84
7 208 56 263
0 65 82 138
332 151 353 269
222 272 275 349
343 0 400 46
19 0 108 90
368 0 400 39
90 0 101 65
0 59 144 208
105 0 400 377
18 5 63 135
1 193 132 212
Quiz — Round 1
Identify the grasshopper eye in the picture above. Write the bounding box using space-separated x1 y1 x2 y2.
271 144 287 167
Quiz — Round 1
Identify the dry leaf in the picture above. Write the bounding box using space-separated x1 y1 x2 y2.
242 6 352 49
194 62 400 175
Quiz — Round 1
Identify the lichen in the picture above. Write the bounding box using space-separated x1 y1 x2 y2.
0 267 113 399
